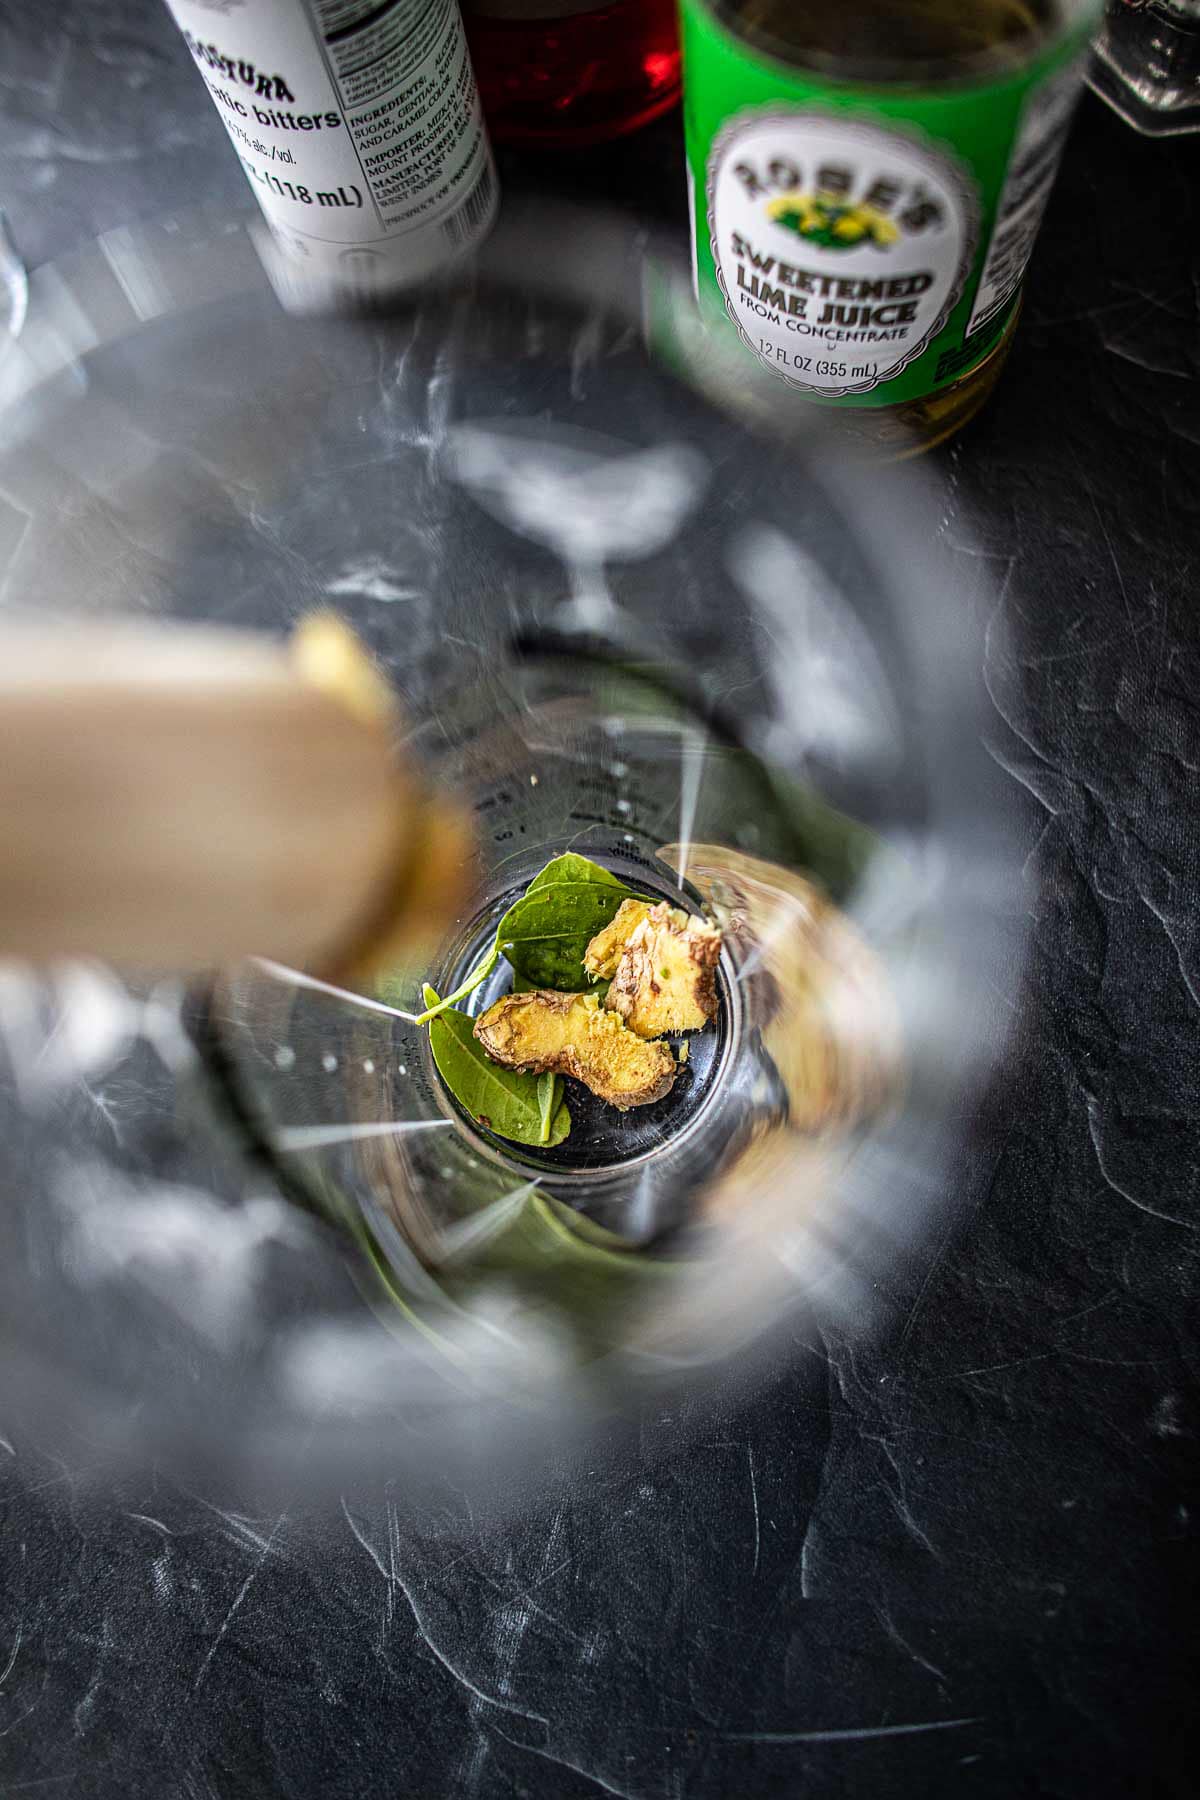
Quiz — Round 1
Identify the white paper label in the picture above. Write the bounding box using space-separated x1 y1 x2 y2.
707 110 977 397
165 0 496 290
966 56 1084 339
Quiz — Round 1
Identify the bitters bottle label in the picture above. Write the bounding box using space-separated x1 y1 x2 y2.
164 0 497 294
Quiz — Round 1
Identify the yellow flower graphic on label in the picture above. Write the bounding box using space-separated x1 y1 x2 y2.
767 191 900 252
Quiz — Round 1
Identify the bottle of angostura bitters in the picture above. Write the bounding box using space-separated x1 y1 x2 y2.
679 1 1100 454
163 0 498 303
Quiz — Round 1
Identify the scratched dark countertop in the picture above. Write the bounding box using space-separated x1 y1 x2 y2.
0 4 1198 1798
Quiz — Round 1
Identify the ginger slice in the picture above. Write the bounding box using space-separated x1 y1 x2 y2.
602 901 721 1038
582 898 655 980
474 990 676 1111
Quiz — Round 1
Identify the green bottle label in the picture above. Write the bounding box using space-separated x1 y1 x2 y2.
680 3 1093 408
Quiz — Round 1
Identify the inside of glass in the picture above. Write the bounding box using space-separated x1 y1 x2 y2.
0 212 1016 1478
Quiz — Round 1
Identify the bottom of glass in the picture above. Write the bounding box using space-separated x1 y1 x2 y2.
432 855 735 1178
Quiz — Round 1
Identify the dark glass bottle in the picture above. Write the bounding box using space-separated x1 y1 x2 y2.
464 0 681 148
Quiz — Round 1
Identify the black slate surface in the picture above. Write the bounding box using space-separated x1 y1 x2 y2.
0 5 1197 1797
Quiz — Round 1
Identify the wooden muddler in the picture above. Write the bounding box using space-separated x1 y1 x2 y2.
0 616 471 981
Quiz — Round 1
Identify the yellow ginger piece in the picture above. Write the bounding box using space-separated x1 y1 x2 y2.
474 990 676 1111
582 899 655 980
597 900 721 1039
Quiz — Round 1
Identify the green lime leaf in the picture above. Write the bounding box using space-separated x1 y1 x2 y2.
495 850 651 990
414 943 498 1025
416 858 632 1018
526 853 626 893
536 1071 559 1144
496 881 636 990
428 1005 571 1148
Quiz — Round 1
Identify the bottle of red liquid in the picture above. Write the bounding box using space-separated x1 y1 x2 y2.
463 0 680 148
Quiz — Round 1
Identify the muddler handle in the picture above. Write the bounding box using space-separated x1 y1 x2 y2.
0 614 471 981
